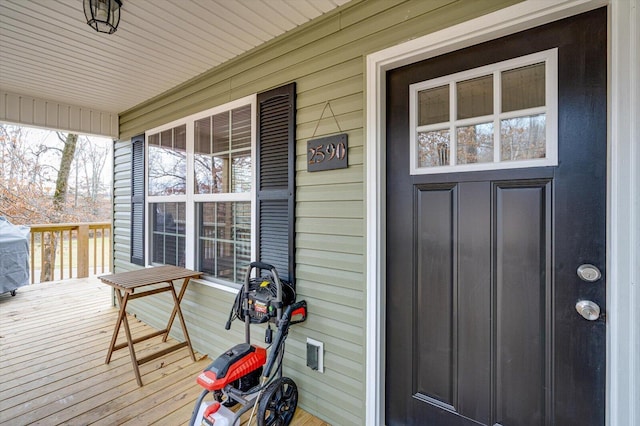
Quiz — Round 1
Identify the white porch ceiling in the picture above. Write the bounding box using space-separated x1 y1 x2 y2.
0 0 349 115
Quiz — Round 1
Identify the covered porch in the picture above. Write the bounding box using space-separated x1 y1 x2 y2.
0 277 326 425
1 1 639 425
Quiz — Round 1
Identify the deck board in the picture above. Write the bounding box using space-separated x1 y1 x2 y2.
0 278 329 425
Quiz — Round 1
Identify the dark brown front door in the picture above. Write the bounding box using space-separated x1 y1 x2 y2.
385 9 606 426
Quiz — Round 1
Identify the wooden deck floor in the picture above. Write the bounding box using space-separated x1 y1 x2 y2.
0 278 328 425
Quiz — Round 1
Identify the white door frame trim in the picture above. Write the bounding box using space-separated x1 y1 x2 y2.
365 0 639 424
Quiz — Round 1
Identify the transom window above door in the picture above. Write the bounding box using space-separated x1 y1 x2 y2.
409 48 558 174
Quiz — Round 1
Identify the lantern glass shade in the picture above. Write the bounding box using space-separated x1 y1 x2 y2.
84 0 122 34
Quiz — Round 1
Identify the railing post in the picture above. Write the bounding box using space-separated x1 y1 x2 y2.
77 224 89 278
28 222 111 282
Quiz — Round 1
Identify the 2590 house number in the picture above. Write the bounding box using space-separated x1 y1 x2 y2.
307 133 348 172
308 141 346 164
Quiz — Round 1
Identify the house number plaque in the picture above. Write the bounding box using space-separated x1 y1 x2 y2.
307 133 348 172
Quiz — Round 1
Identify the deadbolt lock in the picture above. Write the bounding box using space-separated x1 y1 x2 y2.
577 264 601 282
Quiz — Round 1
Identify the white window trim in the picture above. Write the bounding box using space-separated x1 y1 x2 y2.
363 1 637 426
144 94 257 287
409 48 558 175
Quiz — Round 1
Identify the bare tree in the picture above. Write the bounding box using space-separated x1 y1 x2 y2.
1 125 112 281
41 133 78 281
0 125 52 223
52 133 78 214
72 135 109 214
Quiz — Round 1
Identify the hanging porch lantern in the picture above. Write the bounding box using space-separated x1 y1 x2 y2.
84 0 122 34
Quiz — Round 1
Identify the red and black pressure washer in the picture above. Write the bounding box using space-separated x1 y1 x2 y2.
189 262 307 426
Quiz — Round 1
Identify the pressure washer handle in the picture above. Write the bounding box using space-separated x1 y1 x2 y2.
280 300 307 327
249 261 276 272
263 300 307 378
289 300 308 325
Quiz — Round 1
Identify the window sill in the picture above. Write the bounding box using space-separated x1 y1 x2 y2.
191 276 239 294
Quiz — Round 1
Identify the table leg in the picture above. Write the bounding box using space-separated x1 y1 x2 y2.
105 288 126 364
105 289 143 386
167 280 196 361
162 277 190 342
119 293 143 386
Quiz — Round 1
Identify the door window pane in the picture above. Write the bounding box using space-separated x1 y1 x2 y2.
410 49 555 174
418 85 449 126
457 122 494 164
502 63 545 112
457 75 493 119
418 129 450 167
500 114 546 161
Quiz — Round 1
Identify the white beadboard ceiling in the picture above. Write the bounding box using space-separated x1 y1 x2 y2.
0 0 349 115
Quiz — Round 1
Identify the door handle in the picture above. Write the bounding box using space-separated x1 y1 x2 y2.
575 300 600 321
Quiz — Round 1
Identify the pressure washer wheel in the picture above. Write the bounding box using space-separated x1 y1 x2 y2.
257 377 298 426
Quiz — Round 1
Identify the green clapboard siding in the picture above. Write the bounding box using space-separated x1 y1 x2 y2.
114 0 522 424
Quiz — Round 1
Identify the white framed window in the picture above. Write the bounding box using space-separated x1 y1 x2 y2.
134 84 296 284
409 48 558 174
145 95 257 285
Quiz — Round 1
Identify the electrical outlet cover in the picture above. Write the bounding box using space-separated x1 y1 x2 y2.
307 342 319 370
306 337 324 373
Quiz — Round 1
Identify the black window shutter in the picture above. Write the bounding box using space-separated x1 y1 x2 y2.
130 134 145 266
256 83 296 283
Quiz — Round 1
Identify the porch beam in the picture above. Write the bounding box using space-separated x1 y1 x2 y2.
0 90 118 138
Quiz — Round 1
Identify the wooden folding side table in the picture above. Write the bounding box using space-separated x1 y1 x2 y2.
99 265 202 386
